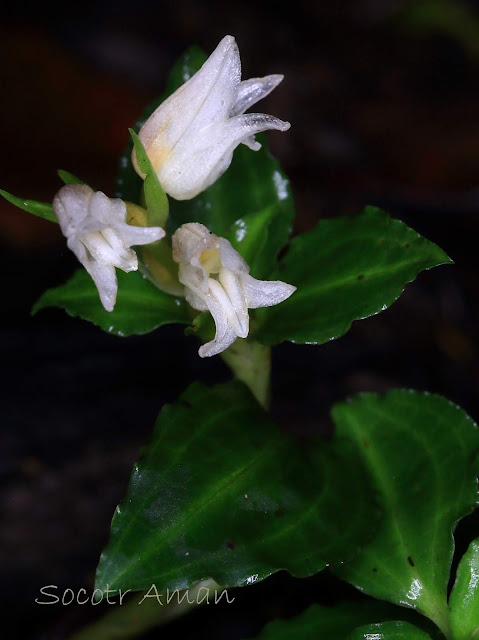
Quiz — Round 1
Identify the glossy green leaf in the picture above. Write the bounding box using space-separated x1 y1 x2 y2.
347 621 432 640
254 207 452 345
114 46 294 281
95 381 378 594
226 202 292 281
58 169 85 185
32 268 190 336
0 188 57 223
129 129 168 228
449 538 479 640
252 602 431 640
332 391 479 635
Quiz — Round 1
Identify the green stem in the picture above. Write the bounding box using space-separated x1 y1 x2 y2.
221 339 271 409
69 579 223 640
433 615 453 640
138 241 184 296
421 597 453 640
434 613 453 640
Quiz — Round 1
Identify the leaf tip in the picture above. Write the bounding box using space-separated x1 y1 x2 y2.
0 188 14 205
129 127 139 143
30 296 47 317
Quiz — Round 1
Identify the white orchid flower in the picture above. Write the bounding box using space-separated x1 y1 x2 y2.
133 35 290 200
53 184 165 312
172 222 296 357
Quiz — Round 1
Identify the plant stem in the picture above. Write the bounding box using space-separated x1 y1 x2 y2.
69 579 222 640
433 613 453 640
221 339 271 409
422 597 453 640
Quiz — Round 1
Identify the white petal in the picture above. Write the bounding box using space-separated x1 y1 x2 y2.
79 231 136 272
114 222 165 247
179 262 209 294
198 286 239 358
218 268 249 337
172 222 216 265
199 329 237 357
217 237 249 274
88 190 116 225
87 260 118 312
68 236 118 312
136 35 240 174
184 288 209 312
173 223 220 290
66 235 88 270
101 228 131 258
232 75 284 116
161 114 290 200
70 193 129 235
228 112 291 137
207 277 247 337
184 39 240 134
240 273 296 308
109 197 133 224
233 75 285 151
53 184 93 237
101 228 138 271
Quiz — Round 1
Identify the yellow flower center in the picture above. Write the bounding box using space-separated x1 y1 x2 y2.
199 249 222 274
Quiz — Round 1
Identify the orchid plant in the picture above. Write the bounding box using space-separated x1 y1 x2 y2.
3 35 479 640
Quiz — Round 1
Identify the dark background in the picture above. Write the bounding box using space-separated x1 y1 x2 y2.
1 0 479 638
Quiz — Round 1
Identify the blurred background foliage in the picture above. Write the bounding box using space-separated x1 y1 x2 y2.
1 1 479 638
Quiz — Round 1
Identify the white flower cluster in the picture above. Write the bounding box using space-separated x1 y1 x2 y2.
54 36 295 356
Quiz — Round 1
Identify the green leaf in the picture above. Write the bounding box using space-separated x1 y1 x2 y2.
32 268 190 336
254 207 452 345
449 538 479 640
332 391 479 635
252 602 431 640
57 169 85 185
95 381 378 594
114 46 294 281
226 202 291 281
347 621 432 640
0 188 57 223
129 129 168 228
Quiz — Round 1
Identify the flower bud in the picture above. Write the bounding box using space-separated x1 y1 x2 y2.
133 35 290 200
